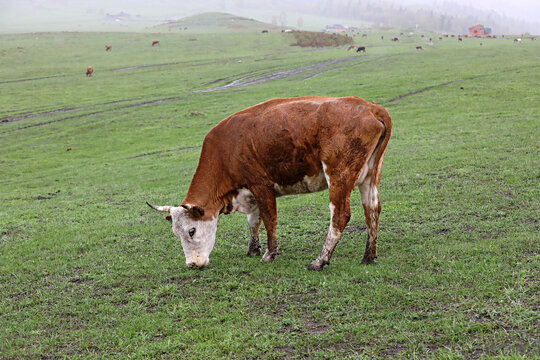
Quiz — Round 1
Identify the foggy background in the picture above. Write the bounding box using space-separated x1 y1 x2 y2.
1 0 539 34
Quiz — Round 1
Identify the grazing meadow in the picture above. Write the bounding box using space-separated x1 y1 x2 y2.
0 17 539 358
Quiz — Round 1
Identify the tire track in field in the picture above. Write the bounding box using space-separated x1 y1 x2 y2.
193 56 371 92
126 145 201 159
385 78 473 103
383 65 540 104
0 98 139 123
0 97 184 135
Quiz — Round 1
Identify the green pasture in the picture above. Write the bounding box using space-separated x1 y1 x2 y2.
0 26 539 359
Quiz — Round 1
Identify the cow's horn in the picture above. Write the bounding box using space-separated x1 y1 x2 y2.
146 201 172 212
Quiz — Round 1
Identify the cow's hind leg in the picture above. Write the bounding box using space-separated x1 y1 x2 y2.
359 177 381 264
246 212 262 256
308 175 354 271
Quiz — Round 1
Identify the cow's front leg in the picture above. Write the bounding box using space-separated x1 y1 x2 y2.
250 185 278 262
308 186 352 271
246 212 261 256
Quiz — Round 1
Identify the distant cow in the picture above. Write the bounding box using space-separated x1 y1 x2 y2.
152 40 160 46
416 46 423 51
362 34 367 37
381 35 384 40
86 66 93 77
391 37 399 42
147 96 392 271
479 43 483 46
439 37 443 40
514 38 521 43
356 46 366 53
458 37 462 42
105 45 112 51
421 34 424 38
347 45 357 51
261 30 268 33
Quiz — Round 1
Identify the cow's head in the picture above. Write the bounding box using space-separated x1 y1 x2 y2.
146 202 218 268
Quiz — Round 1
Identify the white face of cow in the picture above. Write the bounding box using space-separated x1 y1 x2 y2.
153 204 218 268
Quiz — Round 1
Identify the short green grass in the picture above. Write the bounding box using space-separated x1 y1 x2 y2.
0 28 538 359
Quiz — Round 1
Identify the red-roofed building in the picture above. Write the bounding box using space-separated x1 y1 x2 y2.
469 24 492 37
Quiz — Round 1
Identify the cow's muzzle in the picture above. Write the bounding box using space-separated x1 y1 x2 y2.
186 257 209 269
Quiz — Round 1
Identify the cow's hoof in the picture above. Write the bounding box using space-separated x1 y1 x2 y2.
246 247 261 256
261 249 277 262
307 259 327 271
360 256 377 265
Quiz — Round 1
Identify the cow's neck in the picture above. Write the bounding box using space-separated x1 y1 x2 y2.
182 141 233 219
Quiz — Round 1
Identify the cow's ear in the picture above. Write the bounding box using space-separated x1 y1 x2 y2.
189 206 205 219
166 215 172 224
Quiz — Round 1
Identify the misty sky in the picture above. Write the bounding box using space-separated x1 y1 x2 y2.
1 0 539 33
409 0 540 23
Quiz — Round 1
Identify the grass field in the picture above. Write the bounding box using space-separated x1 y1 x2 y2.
0 22 539 359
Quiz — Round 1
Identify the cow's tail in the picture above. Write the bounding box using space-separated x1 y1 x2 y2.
369 105 392 186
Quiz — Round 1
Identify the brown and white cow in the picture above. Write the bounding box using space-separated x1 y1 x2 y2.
147 96 392 271
152 40 160 46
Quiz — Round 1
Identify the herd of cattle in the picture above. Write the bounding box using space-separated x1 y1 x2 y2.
85 33 534 76
344 32 532 55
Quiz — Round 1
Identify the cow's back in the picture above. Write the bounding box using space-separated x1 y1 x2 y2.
202 96 387 189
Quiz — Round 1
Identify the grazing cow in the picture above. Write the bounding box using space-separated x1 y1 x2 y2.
347 45 357 51
147 96 392 271
514 38 521 43
86 66 93 77
362 33 367 37
444 34 449 37
261 30 268 33
416 46 423 50
439 37 443 40
356 46 366 53
105 45 112 51
152 40 160 46
480 42 483 46
532 37 536 41
391 37 399 42
458 37 462 42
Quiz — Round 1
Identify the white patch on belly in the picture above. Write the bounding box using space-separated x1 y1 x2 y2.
355 164 369 187
273 170 328 196
232 188 259 215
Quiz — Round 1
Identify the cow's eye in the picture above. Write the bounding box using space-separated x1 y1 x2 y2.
188 228 196 237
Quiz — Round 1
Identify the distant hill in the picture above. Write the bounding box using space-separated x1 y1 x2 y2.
154 12 283 32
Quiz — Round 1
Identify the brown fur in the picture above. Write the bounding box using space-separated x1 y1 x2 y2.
182 96 392 269
86 66 93 77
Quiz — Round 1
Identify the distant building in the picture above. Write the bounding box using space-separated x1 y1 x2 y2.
469 24 492 37
326 24 346 32
106 11 131 21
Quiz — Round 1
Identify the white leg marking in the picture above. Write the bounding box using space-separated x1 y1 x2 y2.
360 181 378 209
322 161 331 188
